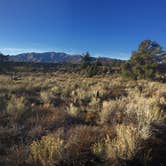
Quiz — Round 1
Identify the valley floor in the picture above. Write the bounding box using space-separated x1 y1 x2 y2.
0 72 166 166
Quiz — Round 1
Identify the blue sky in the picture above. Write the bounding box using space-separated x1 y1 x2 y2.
0 0 166 59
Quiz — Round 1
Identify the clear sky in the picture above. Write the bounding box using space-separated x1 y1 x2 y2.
0 0 166 59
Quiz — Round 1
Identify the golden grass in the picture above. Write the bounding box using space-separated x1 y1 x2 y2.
28 134 64 166
0 72 165 166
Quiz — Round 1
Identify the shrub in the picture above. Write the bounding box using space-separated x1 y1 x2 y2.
99 99 127 125
28 134 64 166
105 124 141 160
91 141 105 157
126 96 164 128
50 85 61 96
86 65 98 77
91 124 143 162
67 103 82 117
64 125 102 165
7 95 26 113
6 95 26 122
40 91 53 105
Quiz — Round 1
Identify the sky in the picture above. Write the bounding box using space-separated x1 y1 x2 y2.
0 0 166 59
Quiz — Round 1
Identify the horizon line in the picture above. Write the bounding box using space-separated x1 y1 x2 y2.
0 47 130 60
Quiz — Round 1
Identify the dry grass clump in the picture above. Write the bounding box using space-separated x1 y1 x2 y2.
64 125 104 165
28 134 64 166
6 95 26 114
105 124 141 160
50 85 61 96
94 81 166 164
91 124 151 163
40 91 52 104
67 103 81 117
89 97 101 110
100 98 127 125
6 95 27 124
126 95 165 128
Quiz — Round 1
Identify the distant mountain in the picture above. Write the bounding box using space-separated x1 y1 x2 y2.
9 52 83 64
8 52 123 64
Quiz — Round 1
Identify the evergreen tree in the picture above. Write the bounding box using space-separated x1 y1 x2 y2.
122 40 166 80
81 52 91 68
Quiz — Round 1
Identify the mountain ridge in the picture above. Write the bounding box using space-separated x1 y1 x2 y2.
8 52 123 64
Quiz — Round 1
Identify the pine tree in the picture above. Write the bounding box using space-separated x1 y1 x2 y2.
122 40 166 80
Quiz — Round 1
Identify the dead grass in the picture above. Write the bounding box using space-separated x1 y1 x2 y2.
0 72 165 166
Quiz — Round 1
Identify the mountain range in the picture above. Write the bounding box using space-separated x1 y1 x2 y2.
8 52 122 64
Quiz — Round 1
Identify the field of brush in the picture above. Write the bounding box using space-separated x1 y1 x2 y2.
0 71 166 166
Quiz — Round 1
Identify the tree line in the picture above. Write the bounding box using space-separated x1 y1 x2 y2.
81 40 166 80
0 40 166 81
